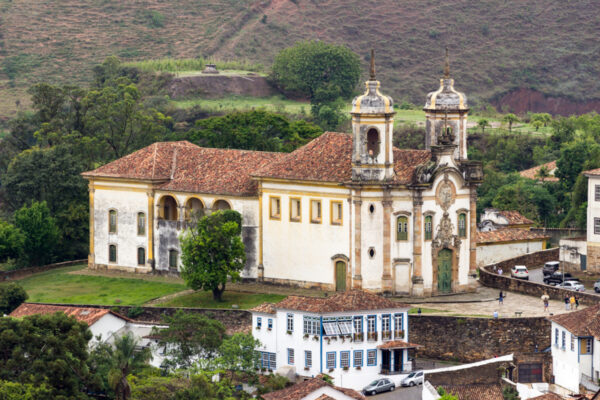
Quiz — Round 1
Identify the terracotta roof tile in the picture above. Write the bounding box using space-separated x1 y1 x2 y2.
377 340 422 349
250 302 276 314
528 393 563 400
82 141 283 196
496 210 535 226
549 304 600 338
441 384 504 400
584 167 600 176
254 131 431 184
9 303 129 326
520 161 559 182
262 377 365 400
315 395 336 400
272 290 409 314
476 228 549 244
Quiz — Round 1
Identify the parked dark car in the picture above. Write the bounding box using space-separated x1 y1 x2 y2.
543 271 579 286
362 378 395 395
542 261 560 276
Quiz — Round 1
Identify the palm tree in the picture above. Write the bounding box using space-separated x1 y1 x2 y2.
477 118 490 134
535 165 551 182
503 113 520 133
108 333 152 400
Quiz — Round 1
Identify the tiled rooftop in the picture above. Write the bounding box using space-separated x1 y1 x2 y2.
377 340 422 350
519 161 558 182
10 303 128 326
476 228 549 244
250 302 276 314
496 210 535 226
441 384 504 400
262 376 365 400
549 304 600 338
528 393 563 400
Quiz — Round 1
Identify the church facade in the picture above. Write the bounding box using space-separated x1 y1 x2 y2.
82 56 483 296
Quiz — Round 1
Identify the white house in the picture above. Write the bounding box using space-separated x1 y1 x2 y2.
262 376 365 400
549 304 600 393
479 209 535 232
250 290 418 391
476 229 549 266
81 53 482 297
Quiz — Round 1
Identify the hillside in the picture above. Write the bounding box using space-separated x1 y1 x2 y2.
0 0 599 119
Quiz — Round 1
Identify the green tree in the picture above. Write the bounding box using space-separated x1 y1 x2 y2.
555 139 600 191
0 312 92 399
503 113 519 132
311 98 347 131
106 333 152 400
0 221 25 262
477 118 490 134
437 387 459 399
0 380 52 400
14 201 60 266
180 210 246 301
271 40 360 101
502 385 521 400
531 120 543 131
535 165 551 182
153 310 226 370
491 179 556 225
548 117 576 151
531 112 552 127
0 283 28 314
217 333 260 373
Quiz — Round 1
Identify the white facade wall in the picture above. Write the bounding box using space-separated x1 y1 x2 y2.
477 241 545 267
587 176 600 244
559 238 586 269
551 322 582 393
89 313 128 344
252 308 410 391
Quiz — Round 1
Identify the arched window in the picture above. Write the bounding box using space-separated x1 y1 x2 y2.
137 247 146 266
397 216 408 241
424 215 433 241
108 210 117 233
213 199 231 211
137 212 146 235
159 196 178 221
367 128 380 157
185 198 204 220
169 249 178 269
109 244 117 263
458 213 467 238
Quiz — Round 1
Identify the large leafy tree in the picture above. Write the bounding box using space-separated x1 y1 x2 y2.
0 313 92 399
13 201 60 266
180 210 246 301
0 283 28 314
0 380 52 400
153 310 226 370
0 221 25 262
217 333 260 373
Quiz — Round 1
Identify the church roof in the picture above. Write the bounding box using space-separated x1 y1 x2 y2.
82 141 283 196
254 132 431 185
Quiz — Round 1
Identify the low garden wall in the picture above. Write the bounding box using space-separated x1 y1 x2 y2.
479 247 600 305
0 259 86 282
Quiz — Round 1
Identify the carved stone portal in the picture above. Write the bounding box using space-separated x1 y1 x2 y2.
431 211 461 295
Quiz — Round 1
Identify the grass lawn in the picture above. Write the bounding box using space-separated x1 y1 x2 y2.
170 95 310 115
158 290 286 309
11 264 186 306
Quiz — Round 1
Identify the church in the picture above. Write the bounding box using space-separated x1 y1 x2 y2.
82 53 483 296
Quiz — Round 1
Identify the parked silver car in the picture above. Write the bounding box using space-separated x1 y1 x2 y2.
401 370 424 387
557 280 585 292
594 279 600 293
362 378 395 395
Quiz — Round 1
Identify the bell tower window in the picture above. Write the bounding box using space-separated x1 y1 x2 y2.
367 129 380 157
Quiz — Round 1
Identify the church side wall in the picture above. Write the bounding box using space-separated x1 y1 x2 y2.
261 182 350 289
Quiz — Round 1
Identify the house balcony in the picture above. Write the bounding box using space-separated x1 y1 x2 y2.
353 333 364 342
394 330 405 339
367 332 378 342
381 330 392 341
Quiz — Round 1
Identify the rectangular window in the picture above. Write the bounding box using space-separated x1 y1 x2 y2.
397 216 408 241
270 353 276 370
582 338 593 354
595 218 600 235
268 319 273 330
287 313 294 332
331 201 343 225
168 250 178 269
305 350 312 368
290 198 301 222
310 200 322 223
394 313 404 338
261 351 277 370
571 334 575 351
367 349 377 366
555 328 559 346
353 316 363 333
109 210 117 233
326 352 336 369
323 320 340 336
340 351 350 368
303 316 320 335
109 244 117 263
458 213 467 238
596 185 600 201
257 317 262 329
367 315 377 341
287 348 294 365
382 314 391 339
354 350 363 367
137 212 146 235
424 215 432 240
269 196 281 220
338 318 353 335
137 247 145 266
561 331 566 349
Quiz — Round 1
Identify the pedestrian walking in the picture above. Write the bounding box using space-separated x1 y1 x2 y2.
575 296 580 309
499 290 504 305
570 295 575 310
493 310 499 319
541 293 549 312
564 295 569 311
498 267 503 276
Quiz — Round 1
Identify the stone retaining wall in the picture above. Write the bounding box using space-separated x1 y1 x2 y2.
409 315 550 363
0 259 86 282
425 359 510 386
479 247 600 305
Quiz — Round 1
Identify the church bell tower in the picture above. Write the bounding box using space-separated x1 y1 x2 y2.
351 50 396 182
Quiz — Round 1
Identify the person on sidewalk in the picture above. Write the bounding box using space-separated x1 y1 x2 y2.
570 295 576 310
498 291 504 305
542 293 549 312
575 296 580 309
564 295 570 311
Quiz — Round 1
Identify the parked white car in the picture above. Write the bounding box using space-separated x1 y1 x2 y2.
511 265 529 280
400 370 424 387
557 280 585 292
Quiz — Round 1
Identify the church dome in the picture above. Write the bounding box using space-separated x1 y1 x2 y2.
424 48 468 111
351 50 394 115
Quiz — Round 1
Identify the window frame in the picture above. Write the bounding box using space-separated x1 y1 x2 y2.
353 316 363 334
310 199 322 224
367 315 376 333
168 249 178 269
256 317 262 329
353 350 363 367
108 209 118 234
561 331 566 349
287 348 294 365
108 244 117 263
394 313 403 334
269 196 281 220
596 185 600 202
137 212 146 236
137 247 146 266
367 349 377 366
268 319 273 330
305 350 312 368
571 334 575 351
340 351 350 368
330 200 343 225
289 197 302 222
396 215 408 241
382 314 391 333
424 215 433 241
458 213 467 238
555 328 559 346
595 218 600 235
287 313 294 332
326 352 336 369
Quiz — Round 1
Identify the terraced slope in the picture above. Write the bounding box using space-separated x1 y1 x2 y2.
0 0 598 118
